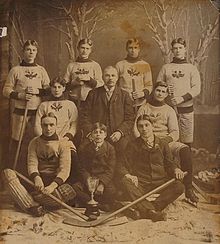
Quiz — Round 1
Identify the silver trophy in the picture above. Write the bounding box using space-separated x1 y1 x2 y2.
87 176 99 204
85 176 100 217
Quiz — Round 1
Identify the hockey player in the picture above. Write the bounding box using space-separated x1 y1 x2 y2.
64 38 103 107
156 38 201 147
116 38 152 109
3 40 50 168
2 113 76 216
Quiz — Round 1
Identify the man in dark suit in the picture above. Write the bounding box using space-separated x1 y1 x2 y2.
80 66 135 153
118 114 185 222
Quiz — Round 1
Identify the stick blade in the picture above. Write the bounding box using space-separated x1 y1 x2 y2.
63 217 93 227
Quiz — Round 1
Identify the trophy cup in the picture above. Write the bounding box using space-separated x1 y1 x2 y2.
85 176 100 218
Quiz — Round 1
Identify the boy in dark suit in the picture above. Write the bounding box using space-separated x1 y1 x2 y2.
73 122 116 211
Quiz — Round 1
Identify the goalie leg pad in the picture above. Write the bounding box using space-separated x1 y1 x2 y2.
2 169 38 211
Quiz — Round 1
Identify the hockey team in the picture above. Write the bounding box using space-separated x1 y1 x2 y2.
2 37 201 222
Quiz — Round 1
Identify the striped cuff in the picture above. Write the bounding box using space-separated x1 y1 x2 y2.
182 93 192 102
177 106 194 114
54 177 64 186
143 89 150 100
38 88 50 97
10 91 19 99
64 133 74 142
117 129 124 137
30 172 40 181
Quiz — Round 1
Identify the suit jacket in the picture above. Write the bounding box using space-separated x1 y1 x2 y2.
118 136 177 184
80 85 134 136
77 141 116 186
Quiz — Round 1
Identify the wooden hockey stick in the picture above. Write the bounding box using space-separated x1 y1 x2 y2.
132 78 138 113
15 170 89 221
13 102 28 170
64 172 187 227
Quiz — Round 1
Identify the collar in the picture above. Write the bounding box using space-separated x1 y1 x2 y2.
125 55 142 63
171 57 187 64
149 97 165 107
93 141 105 151
138 136 160 151
49 94 66 101
104 85 115 93
76 57 92 63
20 60 37 67
40 133 59 141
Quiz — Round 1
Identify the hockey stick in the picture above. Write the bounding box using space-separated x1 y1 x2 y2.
13 102 28 170
132 78 138 113
64 172 187 227
15 170 89 221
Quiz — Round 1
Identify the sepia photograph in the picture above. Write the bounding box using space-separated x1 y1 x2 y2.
0 0 219 243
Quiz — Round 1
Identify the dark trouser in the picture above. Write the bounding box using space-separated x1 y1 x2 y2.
179 147 192 190
72 181 116 207
121 177 184 215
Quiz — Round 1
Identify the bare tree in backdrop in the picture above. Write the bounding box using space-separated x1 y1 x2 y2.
137 0 219 105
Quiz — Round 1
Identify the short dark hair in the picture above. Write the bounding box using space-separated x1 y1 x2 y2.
23 40 38 51
154 81 168 90
77 38 93 48
91 122 107 133
41 112 57 124
136 114 151 125
171 38 186 47
126 38 140 49
50 76 66 87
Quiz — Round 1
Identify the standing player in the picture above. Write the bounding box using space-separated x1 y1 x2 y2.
116 38 152 110
64 38 103 107
156 38 201 147
3 40 50 168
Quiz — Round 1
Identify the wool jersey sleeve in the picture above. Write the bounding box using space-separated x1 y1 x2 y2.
93 62 104 88
34 102 47 136
3 66 18 98
66 101 78 138
64 63 73 83
27 138 40 179
189 65 201 98
40 66 50 89
167 106 179 142
143 63 153 94
54 141 71 185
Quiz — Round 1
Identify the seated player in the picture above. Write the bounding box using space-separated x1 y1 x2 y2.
2 113 76 216
34 76 78 147
72 122 116 212
118 114 185 222
134 82 199 204
80 66 134 154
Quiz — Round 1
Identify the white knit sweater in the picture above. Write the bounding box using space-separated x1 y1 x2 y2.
116 59 152 106
3 65 50 110
156 62 201 108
